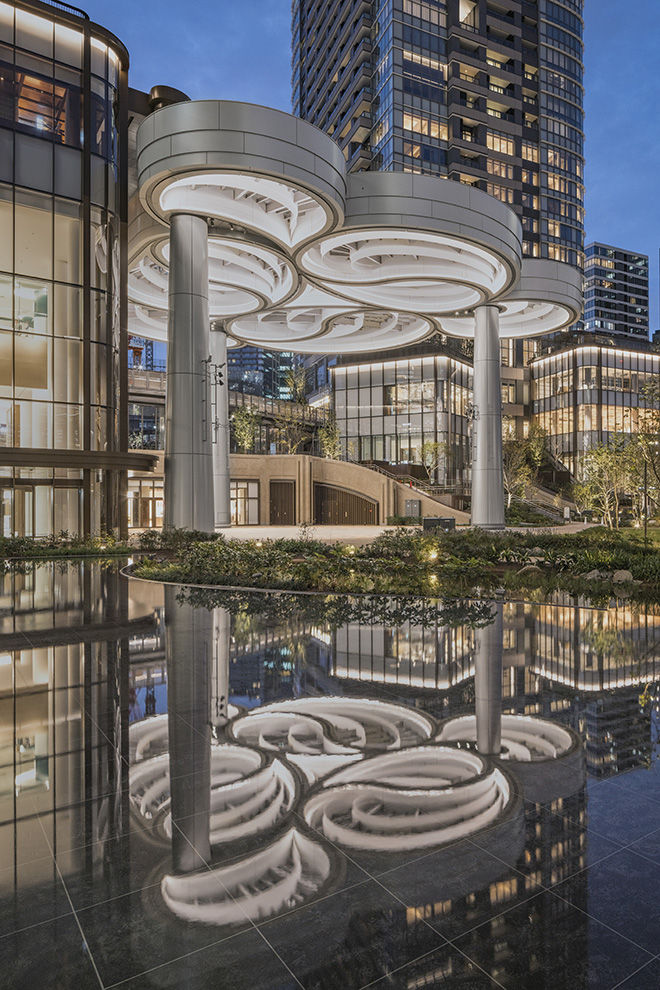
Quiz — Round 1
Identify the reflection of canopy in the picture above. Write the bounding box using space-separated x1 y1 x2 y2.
141 694 516 926
132 100 581 353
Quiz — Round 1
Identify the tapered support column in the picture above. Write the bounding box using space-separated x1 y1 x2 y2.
165 212 214 532
471 305 505 529
211 607 231 728
165 587 212 872
474 602 503 757
210 329 231 529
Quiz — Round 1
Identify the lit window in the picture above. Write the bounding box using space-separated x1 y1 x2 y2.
486 128 515 155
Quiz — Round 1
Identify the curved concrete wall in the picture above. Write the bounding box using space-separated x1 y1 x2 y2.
230 454 469 526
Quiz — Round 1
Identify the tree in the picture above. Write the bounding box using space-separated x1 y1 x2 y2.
502 436 532 508
569 479 596 518
419 440 447 482
231 407 261 453
525 423 548 480
580 435 630 529
283 364 308 404
623 436 650 528
273 404 312 454
318 412 341 459
637 378 660 515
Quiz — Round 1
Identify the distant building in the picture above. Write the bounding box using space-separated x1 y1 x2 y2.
228 347 299 401
584 242 649 339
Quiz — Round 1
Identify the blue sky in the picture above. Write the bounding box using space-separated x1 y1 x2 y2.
88 0 660 329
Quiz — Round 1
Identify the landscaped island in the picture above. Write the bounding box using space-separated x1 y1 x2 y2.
3 527 659 604
128 527 660 604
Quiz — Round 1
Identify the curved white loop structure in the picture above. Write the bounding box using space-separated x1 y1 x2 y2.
164 236 298 315
436 715 575 762
159 174 335 252
303 746 511 851
232 697 435 751
151 695 520 926
161 829 331 925
129 751 171 822
230 711 361 780
439 260 584 339
129 742 297 842
298 231 506 314
130 240 297 320
230 696 437 783
137 101 347 249
229 306 432 354
130 714 170 764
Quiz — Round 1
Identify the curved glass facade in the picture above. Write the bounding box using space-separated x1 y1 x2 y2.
0 0 128 537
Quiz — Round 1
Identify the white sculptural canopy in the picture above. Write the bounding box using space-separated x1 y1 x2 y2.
130 100 582 352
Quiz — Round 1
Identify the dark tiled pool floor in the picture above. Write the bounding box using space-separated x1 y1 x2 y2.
3 768 660 989
3 565 660 989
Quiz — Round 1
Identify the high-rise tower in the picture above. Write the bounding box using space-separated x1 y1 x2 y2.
584 243 649 339
292 0 584 268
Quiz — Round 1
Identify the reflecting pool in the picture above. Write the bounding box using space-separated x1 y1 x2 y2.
1 562 660 989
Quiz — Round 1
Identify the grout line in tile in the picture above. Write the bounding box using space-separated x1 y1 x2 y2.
610 958 660 990
102 926 248 988
549 885 657 959
166 818 307 990
33 803 106 990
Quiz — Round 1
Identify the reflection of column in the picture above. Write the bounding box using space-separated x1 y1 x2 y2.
471 305 505 529
165 587 212 872
210 328 231 528
165 213 214 532
474 602 503 756
211 607 231 727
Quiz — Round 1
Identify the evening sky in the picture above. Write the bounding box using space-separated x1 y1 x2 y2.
83 0 660 329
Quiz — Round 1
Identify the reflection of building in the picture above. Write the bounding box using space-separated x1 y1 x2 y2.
334 618 475 689
0 0 155 538
297 790 587 989
584 243 649 339
0 561 155 909
584 693 651 778
324 598 660 772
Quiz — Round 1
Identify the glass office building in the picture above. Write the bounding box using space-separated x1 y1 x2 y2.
334 338 534 482
532 341 660 475
0 0 154 538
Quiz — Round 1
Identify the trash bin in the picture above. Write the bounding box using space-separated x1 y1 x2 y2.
423 517 455 532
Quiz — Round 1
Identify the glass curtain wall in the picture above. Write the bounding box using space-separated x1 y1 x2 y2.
333 355 472 485
532 345 660 475
0 1 127 537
